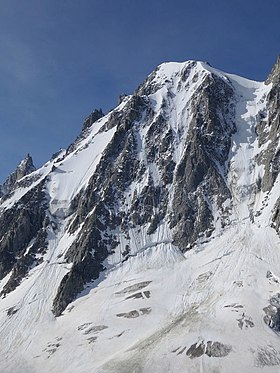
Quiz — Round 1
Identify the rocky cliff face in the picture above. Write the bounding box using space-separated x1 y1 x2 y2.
256 56 280 191
50 62 239 315
1 58 280 373
0 153 36 196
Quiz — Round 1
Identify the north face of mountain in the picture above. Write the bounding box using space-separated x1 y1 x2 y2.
52 61 239 315
0 58 280 373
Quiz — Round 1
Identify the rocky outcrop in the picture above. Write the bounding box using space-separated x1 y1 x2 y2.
82 109 104 131
266 56 280 85
171 74 235 249
0 180 47 295
66 108 104 155
1 154 36 195
263 293 280 331
256 57 280 191
53 95 149 315
186 340 232 358
1 228 47 295
52 206 116 316
272 197 280 234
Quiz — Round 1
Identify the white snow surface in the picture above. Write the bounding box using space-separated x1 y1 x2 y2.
0 60 280 372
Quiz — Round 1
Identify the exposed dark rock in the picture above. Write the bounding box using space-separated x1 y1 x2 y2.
136 68 161 96
52 220 110 316
115 281 152 296
125 292 144 300
118 94 128 104
1 154 36 196
50 149 64 161
263 293 280 331
51 67 239 314
82 325 108 335
52 94 155 315
52 96 151 315
82 109 104 131
0 181 47 283
116 310 140 318
52 252 103 317
272 199 280 234
205 341 232 357
1 228 48 296
186 340 232 358
237 314 254 329
66 109 104 155
186 341 205 358
7 306 18 317
256 57 280 191
266 56 280 85
139 307 151 315
171 74 235 249
87 337 98 344
77 322 93 331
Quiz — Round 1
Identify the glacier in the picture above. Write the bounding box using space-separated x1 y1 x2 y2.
0 58 280 372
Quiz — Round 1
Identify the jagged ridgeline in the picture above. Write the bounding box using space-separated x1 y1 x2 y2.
0 59 280 317
2 58 280 373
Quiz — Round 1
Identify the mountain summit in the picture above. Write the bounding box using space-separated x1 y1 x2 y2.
0 153 36 196
1 59 280 372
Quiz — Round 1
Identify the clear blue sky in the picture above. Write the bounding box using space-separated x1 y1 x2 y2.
0 0 279 181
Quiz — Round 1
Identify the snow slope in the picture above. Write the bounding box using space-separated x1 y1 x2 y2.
2 224 280 373
0 60 280 373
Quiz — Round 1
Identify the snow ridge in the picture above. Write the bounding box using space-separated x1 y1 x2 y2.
0 59 280 373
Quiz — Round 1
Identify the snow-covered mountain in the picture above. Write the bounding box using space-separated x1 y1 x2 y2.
0 57 280 373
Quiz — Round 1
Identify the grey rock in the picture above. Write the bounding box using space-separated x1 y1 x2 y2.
256 57 280 192
186 340 232 359
82 109 104 131
66 108 104 155
171 74 235 249
186 341 205 358
0 180 47 286
266 56 280 85
205 341 232 357
115 282 152 296
116 310 140 318
1 228 47 296
1 154 36 196
272 199 280 235
263 294 280 331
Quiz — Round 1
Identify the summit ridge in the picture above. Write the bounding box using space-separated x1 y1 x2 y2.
0 58 280 372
